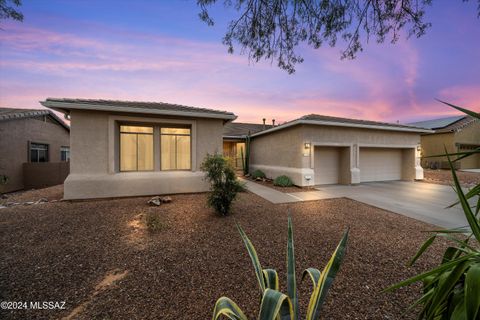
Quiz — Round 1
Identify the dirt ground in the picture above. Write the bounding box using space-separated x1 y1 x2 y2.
423 169 480 187
0 187 451 319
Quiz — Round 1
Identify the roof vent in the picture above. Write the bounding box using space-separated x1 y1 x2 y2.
263 118 266 130
272 119 275 127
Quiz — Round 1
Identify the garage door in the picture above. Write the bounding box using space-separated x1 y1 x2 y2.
360 148 402 182
314 147 340 184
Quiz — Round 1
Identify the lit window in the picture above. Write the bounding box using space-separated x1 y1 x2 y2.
120 125 154 171
30 143 49 162
161 127 191 170
61 146 70 162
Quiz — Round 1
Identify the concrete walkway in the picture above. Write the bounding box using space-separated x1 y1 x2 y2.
242 178 469 229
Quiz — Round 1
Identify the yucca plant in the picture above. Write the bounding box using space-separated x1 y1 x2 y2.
212 217 349 320
385 101 480 319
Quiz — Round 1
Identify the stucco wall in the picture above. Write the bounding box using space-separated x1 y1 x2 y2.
421 121 480 169
65 110 224 199
0 116 70 193
250 124 422 186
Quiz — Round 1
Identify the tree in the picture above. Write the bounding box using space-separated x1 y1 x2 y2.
198 0 480 74
0 0 23 23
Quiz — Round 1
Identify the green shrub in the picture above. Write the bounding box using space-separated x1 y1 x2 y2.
213 217 349 319
385 102 480 319
201 153 245 216
0 174 8 185
146 213 165 232
251 169 266 179
273 175 294 187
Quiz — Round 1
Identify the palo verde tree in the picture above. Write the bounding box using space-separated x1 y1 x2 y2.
0 0 23 23
198 0 480 74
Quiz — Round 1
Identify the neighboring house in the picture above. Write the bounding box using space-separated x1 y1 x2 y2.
0 108 70 193
222 121 272 169
409 115 480 169
247 114 430 187
41 98 236 200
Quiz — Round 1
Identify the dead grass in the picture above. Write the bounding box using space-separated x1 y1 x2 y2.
0 188 450 319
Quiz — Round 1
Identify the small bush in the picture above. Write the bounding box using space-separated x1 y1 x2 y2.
201 154 245 216
146 213 164 232
251 169 266 179
273 175 293 187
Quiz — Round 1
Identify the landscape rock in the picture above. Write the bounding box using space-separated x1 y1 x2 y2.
160 196 172 203
147 196 162 206
34 198 48 204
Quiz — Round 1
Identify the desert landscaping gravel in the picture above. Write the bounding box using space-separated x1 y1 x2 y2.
423 169 480 187
0 187 451 319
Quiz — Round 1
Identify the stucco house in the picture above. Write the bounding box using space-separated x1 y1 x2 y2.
0 108 70 193
409 115 480 169
246 114 430 187
41 98 236 200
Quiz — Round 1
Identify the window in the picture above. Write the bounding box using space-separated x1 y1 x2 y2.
161 127 191 170
120 125 154 171
60 146 70 162
30 143 49 162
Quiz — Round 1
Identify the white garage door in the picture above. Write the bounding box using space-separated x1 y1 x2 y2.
314 147 340 184
360 148 402 182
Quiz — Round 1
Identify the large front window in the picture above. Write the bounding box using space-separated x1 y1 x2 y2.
120 125 154 171
161 128 191 170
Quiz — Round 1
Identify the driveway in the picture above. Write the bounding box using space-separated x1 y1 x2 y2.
242 179 469 229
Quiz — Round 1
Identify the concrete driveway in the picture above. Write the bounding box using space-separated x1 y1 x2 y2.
289 181 469 229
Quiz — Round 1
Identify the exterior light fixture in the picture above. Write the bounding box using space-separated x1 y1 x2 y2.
304 142 311 149
416 145 421 151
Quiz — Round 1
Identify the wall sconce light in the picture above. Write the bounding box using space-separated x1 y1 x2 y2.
304 142 311 149
416 145 421 152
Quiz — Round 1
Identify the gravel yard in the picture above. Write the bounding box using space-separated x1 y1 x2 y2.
423 169 480 187
0 187 450 319
245 177 315 193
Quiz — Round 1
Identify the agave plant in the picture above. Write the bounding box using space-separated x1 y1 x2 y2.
385 102 480 319
212 217 349 320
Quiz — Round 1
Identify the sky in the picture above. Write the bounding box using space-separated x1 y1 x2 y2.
0 1 479 124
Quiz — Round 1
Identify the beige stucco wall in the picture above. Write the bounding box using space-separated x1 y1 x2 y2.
0 116 70 193
454 121 480 169
421 121 479 169
64 109 224 200
250 124 422 186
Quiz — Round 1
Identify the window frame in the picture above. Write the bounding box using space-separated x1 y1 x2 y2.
160 127 192 171
60 146 70 162
119 124 155 172
29 142 49 163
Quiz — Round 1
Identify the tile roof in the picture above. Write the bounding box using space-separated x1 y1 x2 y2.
408 115 465 129
250 113 432 137
299 114 426 130
223 122 272 137
0 107 70 131
42 98 237 120
408 115 476 133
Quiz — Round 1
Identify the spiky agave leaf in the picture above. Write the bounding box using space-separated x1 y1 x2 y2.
465 263 480 320
258 289 294 320
212 297 248 320
306 228 349 320
286 216 298 320
236 222 265 293
263 269 279 291
302 268 322 288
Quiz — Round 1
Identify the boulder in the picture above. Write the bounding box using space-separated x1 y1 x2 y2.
160 196 172 203
148 196 162 206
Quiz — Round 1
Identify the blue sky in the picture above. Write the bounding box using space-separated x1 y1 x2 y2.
0 0 479 123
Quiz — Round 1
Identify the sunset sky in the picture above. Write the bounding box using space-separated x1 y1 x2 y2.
0 1 479 124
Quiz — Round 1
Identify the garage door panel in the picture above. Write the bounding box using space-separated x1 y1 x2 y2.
314 147 340 184
360 148 402 182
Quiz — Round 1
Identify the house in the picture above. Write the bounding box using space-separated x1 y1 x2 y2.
222 120 272 169
41 98 236 200
0 108 70 193
246 114 431 186
408 115 480 169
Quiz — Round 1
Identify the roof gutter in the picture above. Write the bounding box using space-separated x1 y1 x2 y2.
40 100 238 121
250 119 433 137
